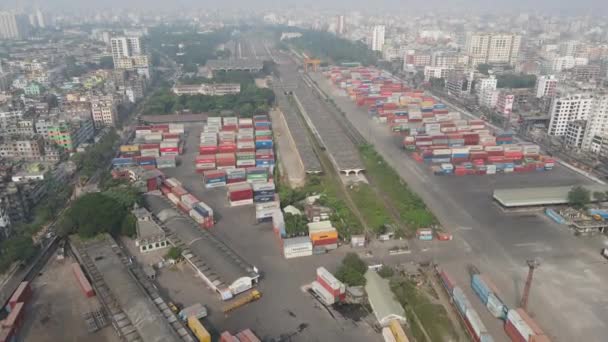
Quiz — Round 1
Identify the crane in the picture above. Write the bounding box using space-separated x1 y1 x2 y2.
520 259 540 311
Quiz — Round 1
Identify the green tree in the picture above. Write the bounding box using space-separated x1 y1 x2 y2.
378 265 395 279
335 252 367 286
568 186 591 209
166 246 183 260
284 213 308 237
62 193 126 238
497 73 537 88
121 214 137 237
593 191 606 202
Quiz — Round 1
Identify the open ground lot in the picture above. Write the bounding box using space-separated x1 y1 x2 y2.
21 255 119 342
151 123 381 341
308 70 608 342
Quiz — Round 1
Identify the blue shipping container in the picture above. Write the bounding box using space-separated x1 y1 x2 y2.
472 275 492 302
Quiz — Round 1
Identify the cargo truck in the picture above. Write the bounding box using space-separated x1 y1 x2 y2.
222 290 262 314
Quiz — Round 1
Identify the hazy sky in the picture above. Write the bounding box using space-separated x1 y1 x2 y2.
2 0 608 12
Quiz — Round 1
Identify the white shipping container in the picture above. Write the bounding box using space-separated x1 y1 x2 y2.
167 193 180 205
145 134 163 142
189 209 206 224
316 267 343 290
311 281 335 305
165 178 182 188
140 149 160 157
256 201 280 212
255 209 276 219
252 182 275 192
161 151 179 156
465 309 487 339
273 210 285 231
382 327 397 342
237 160 256 167
486 165 497 174
136 129 153 136
503 146 523 152
181 194 199 208
229 198 254 207
486 293 504 318
160 141 179 148
163 138 180 143
205 181 226 189
507 310 534 342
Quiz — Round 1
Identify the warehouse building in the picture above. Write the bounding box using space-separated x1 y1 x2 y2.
365 270 407 327
493 185 608 208
145 194 259 300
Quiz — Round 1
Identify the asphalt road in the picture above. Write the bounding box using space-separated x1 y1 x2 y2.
309 71 608 342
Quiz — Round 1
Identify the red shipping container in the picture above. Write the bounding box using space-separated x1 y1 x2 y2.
177 202 190 214
171 186 188 197
236 329 261 342
229 189 253 201
140 143 160 149
199 145 218 155
163 133 180 139
221 331 239 342
8 282 31 310
147 178 159 191
72 263 95 298
196 155 216 163
504 318 526 342
313 237 339 246
317 275 342 297
439 270 455 292
219 145 237 153
2 302 24 330
160 147 179 153
160 185 171 195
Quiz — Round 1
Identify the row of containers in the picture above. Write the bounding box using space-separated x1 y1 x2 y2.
323 66 556 176
112 155 177 170
2 281 31 341
272 210 340 259
310 267 346 306
159 177 215 229
203 167 272 189
197 115 274 172
438 268 551 342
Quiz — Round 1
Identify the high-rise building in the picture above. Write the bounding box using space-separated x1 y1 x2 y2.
548 93 594 136
111 36 144 65
535 75 558 98
581 94 608 152
370 25 385 52
336 15 345 35
0 12 30 40
495 91 515 116
465 33 521 66
91 95 118 128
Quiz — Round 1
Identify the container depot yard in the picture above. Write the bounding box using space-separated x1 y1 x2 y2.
144 121 381 341
303 65 608 341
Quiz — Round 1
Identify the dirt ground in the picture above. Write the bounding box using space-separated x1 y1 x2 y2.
20 255 119 342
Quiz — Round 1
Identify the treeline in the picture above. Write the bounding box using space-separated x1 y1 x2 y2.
179 62 277 86
72 129 120 179
141 85 275 117
148 25 233 71
288 30 378 66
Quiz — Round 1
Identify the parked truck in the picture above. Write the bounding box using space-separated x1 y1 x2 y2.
222 290 262 314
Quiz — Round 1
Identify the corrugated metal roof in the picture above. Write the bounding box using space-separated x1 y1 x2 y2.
493 185 608 207
364 270 406 326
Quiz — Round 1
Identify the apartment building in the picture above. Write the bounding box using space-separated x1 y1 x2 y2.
535 75 558 98
495 92 515 115
0 136 45 161
581 94 608 152
35 118 95 151
91 95 118 128
565 120 586 148
0 12 30 40
466 33 521 66
445 70 474 98
423 66 451 81
548 92 594 136
370 25 385 52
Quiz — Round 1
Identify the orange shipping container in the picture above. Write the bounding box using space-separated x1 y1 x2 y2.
310 230 338 242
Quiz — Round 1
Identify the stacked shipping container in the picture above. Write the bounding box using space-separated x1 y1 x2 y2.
161 178 214 229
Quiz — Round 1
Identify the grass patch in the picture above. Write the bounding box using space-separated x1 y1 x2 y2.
391 277 458 342
360 144 437 235
347 183 394 233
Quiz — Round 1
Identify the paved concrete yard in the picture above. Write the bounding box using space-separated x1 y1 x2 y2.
21 256 119 342
155 123 381 342
309 70 608 342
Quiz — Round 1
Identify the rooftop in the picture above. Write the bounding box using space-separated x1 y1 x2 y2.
364 270 406 326
85 235 179 342
145 194 257 287
205 58 263 71
493 185 608 208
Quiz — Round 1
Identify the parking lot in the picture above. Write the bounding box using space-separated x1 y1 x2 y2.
309 71 608 342
21 255 119 342
152 123 381 341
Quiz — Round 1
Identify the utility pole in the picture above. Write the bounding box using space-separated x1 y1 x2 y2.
520 259 540 310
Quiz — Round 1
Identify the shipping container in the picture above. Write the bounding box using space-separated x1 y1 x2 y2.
311 281 336 305
179 303 208 321
1 302 24 329
283 237 313 259
8 281 31 309
506 309 534 342
235 329 261 342
187 316 211 342
72 263 95 298
389 320 409 342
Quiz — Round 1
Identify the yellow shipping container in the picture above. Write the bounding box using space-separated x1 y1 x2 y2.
389 320 409 342
310 230 338 242
120 145 139 152
187 316 211 342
